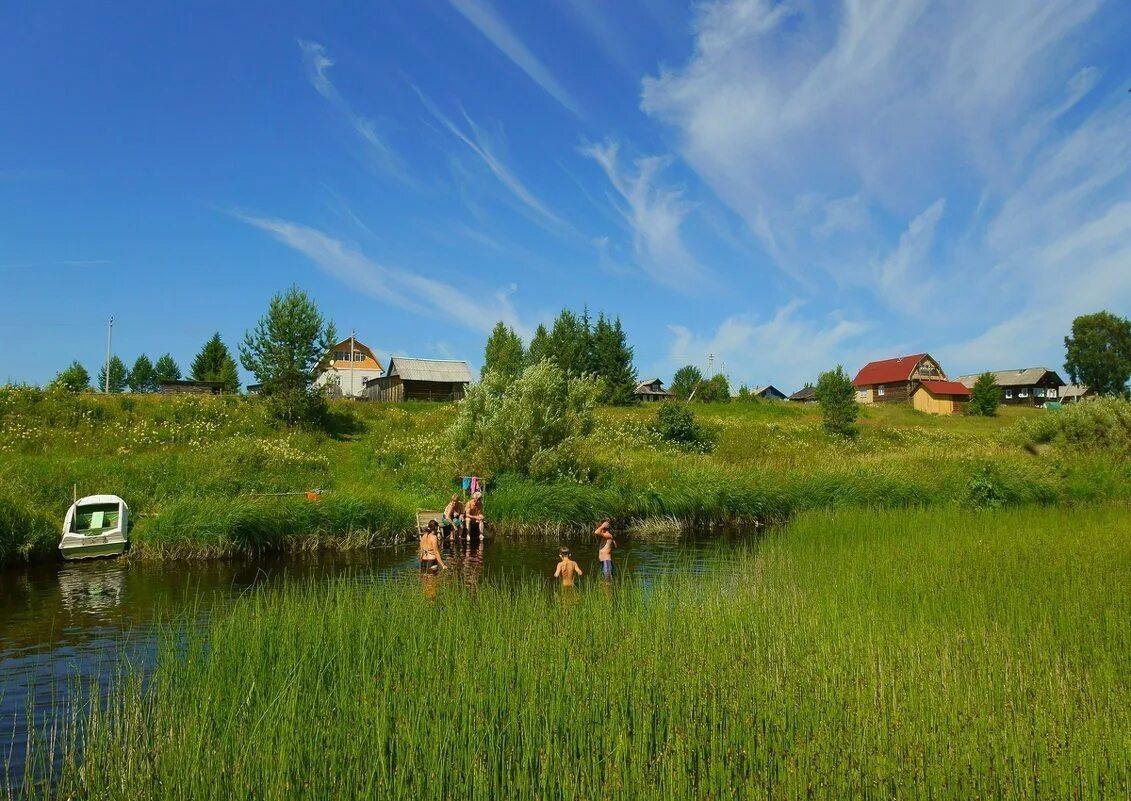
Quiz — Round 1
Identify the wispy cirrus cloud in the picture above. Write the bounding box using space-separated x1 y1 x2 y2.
298 40 415 186
582 140 713 291
448 0 583 117
238 213 527 337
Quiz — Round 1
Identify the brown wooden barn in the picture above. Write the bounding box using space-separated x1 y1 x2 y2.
954 368 1065 406
364 357 471 402
852 353 949 405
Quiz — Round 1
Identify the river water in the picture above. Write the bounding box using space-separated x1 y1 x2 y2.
1 528 755 784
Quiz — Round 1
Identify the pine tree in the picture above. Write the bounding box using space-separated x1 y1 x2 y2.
815 365 858 436
736 384 751 401
968 372 1001 416
482 322 526 381
97 356 129 393
50 361 90 393
192 333 241 393
153 353 182 384
670 365 702 401
591 313 637 405
546 309 592 375
127 354 157 393
525 324 551 367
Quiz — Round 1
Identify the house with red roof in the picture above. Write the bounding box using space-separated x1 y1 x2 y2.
851 353 970 414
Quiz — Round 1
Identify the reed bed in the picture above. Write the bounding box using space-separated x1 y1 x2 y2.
12 506 1129 799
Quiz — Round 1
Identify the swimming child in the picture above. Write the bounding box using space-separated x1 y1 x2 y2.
595 519 616 577
554 547 583 587
419 520 446 572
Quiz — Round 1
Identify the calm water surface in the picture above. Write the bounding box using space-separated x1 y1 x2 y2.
1 528 756 780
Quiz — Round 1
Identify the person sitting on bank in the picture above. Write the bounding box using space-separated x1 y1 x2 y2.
419 520 446 572
465 491 485 545
554 547 583 587
595 518 616 577
442 494 462 541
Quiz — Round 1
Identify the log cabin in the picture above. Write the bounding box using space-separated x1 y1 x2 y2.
364 357 472 402
954 368 1066 407
852 353 969 413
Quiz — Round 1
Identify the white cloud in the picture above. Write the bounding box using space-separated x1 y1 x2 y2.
449 0 583 117
666 301 871 391
582 140 713 291
874 198 945 308
238 214 527 337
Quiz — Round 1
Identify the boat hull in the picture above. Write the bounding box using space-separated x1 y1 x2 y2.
59 535 128 560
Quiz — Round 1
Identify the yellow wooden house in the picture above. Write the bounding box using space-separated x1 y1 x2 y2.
312 336 385 399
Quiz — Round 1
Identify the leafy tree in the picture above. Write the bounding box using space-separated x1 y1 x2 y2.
591 313 637 405
97 356 128 393
1064 311 1131 398
736 384 751 401
670 365 702 401
50 361 90 393
546 309 593 376
449 360 601 478
653 402 715 453
482 322 526 382
240 286 337 425
697 374 732 403
815 365 858 436
192 333 241 394
153 353 182 384
967 372 1002 416
525 324 551 367
127 354 157 393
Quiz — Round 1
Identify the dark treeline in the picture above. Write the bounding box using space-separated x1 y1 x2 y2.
51 334 239 395
483 309 638 405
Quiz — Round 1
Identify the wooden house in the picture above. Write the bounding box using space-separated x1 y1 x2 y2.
751 385 787 401
158 380 224 396
634 378 673 402
852 353 948 405
788 386 817 403
954 368 1065 407
364 357 471 403
312 336 385 399
911 381 971 414
1059 384 1091 403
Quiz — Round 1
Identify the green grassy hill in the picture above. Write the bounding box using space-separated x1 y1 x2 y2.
2 387 1127 564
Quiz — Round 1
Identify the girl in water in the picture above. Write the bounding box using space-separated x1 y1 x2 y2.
419 520 446 572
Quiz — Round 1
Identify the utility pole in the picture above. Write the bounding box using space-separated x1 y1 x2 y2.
707 353 714 379
349 330 356 398
104 316 114 393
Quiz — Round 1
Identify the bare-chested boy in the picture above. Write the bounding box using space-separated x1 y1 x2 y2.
595 519 616 577
554 547 583 587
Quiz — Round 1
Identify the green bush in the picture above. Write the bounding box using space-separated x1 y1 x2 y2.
653 402 715 453
967 372 1001 416
1015 398 1131 455
815 365 858 436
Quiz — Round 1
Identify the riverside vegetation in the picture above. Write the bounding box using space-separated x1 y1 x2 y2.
11 506 1129 799
1 382 1129 565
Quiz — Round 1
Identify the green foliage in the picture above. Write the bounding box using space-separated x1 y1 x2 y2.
1015 397 1131 456
736 384 751 401
696 374 732 403
192 333 240 393
525 323 551 367
482 321 525 382
653 402 715 453
97 355 128 393
153 353 182 384
127 354 157 393
49 361 90 393
546 308 594 375
967 372 1001 416
240 287 336 425
0 491 56 564
449 360 601 478
669 365 702 401
591 313 637 405
1064 310 1131 397
815 365 858 436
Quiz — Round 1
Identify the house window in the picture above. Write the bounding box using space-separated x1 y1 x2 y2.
1004 389 1013 399
877 386 885 396
1047 388 1058 398
857 390 866 398
1035 387 1045 397
354 352 365 361
1018 389 1029 398
333 350 348 362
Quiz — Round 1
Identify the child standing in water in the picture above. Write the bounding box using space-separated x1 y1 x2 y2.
419 520 446 573
554 547 583 587
595 519 616 577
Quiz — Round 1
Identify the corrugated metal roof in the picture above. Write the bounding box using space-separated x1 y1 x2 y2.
954 368 1064 388
388 357 472 383
852 354 930 387
1060 383 1089 398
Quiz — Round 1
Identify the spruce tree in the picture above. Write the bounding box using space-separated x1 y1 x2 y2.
482 322 526 381
127 354 157 393
591 313 637 405
97 356 128 393
50 361 90 393
153 353 182 384
968 372 1002 416
192 333 241 393
736 384 751 401
815 365 858 436
547 309 592 375
526 324 551 367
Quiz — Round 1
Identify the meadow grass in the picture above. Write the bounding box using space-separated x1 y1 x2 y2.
11 505 1128 799
2 387 1128 564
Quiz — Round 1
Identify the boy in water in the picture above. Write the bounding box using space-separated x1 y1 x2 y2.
595 519 616 577
554 547 583 587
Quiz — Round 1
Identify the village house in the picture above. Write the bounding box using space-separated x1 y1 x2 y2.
364 357 471 403
750 385 787 401
312 336 385 399
634 378 673 402
158 379 224 396
1059 383 1091 403
852 353 970 414
954 368 1066 407
788 386 817 403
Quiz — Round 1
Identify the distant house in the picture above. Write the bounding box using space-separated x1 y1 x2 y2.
313 336 385 399
364 357 472 403
788 386 817 403
852 353 968 414
911 381 971 415
1059 384 1091 403
750 385 788 401
634 378 673 402
955 368 1065 407
158 380 224 396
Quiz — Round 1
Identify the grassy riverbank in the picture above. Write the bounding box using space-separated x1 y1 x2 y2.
2 386 1129 564
12 506 1129 799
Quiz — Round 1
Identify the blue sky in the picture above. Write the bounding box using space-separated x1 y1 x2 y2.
3 0 1130 390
